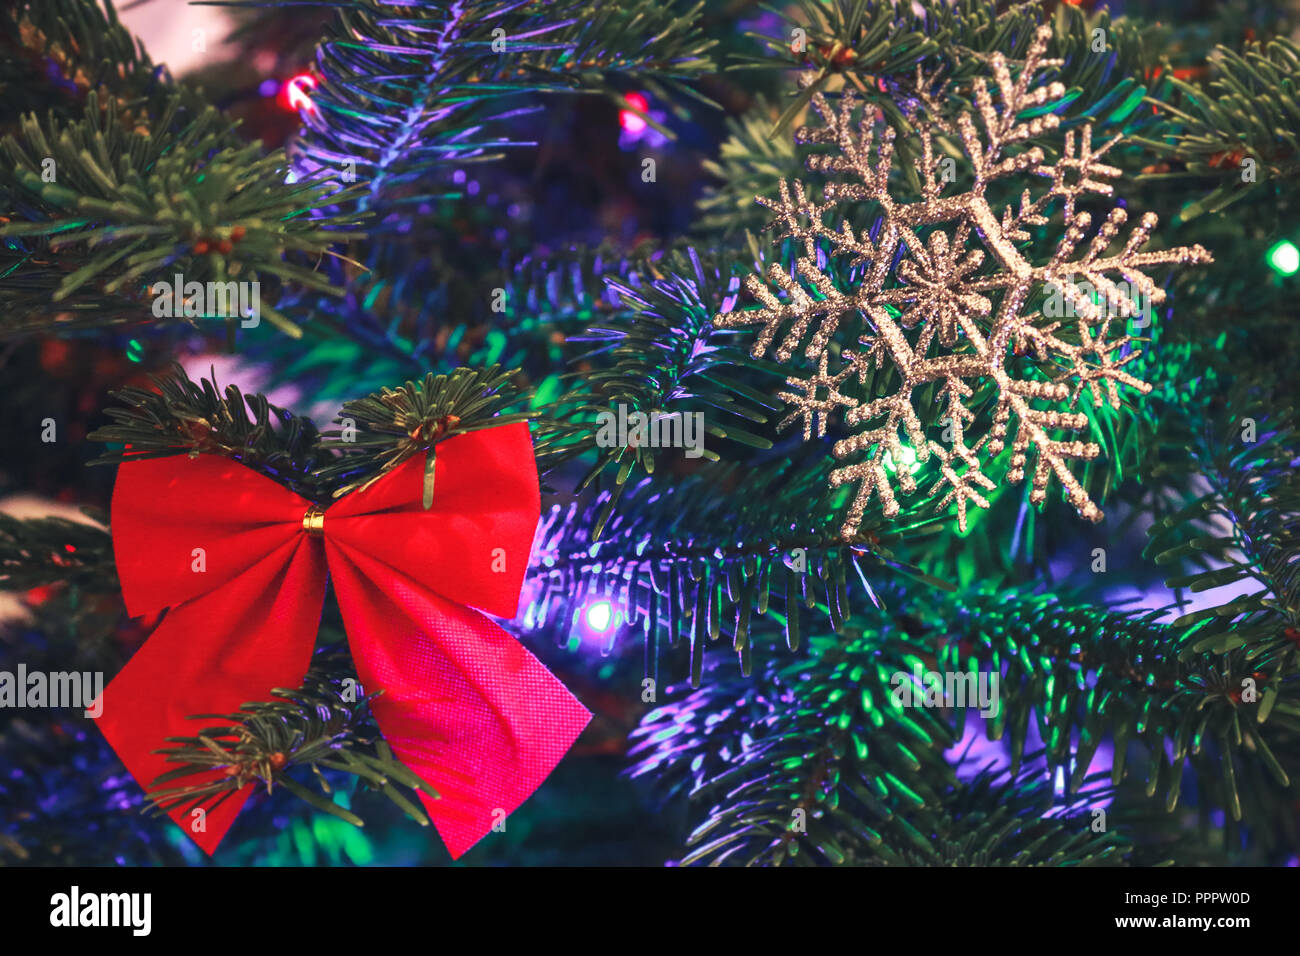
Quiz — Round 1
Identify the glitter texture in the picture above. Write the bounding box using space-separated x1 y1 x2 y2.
716 27 1212 538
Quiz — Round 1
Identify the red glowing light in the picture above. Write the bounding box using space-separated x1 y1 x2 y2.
25 585 54 606
619 92 649 133
282 73 318 114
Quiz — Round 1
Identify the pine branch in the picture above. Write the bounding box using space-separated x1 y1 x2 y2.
527 457 952 685
937 588 1300 821
630 631 956 865
1146 404 1300 661
1132 37 1300 220
0 705 183 864
87 361 329 498
279 0 718 219
631 633 1128 865
0 91 366 340
0 0 187 128
630 565 1300 858
731 0 1159 140
0 587 184 864
246 242 648 403
537 247 782 539
0 510 115 592
233 0 722 375
865 761 1128 867
695 97 797 237
144 649 439 831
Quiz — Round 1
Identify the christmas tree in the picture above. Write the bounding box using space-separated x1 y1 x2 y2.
1 0 1298 875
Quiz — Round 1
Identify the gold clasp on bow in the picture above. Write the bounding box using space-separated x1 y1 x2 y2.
301 504 326 536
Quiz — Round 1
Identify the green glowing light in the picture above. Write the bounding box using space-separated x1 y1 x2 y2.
882 445 920 475
126 339 143 362
1266 240 1299 276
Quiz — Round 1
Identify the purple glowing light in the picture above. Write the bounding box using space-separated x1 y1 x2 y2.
585 599 614 633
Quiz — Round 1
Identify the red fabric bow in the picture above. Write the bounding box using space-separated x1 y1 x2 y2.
97 423 590 858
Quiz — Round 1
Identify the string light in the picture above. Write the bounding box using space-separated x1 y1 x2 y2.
883 445 920 476
584 599 614 634
619 92 649 133
1266 239 1299 277
282 73 318 115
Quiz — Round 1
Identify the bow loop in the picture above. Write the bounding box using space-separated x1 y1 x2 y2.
323 424 539 619
111 454 311 617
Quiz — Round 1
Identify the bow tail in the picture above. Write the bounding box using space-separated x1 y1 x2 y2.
327 545 591 859
96 539 327 854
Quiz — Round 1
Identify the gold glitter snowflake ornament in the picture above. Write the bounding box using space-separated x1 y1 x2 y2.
716 26 1211 539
